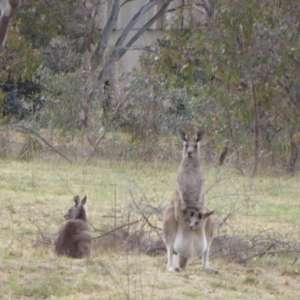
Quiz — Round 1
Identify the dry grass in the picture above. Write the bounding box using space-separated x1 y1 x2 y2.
0 156 299 299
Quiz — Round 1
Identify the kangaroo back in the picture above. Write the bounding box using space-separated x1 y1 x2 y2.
54 195 92 259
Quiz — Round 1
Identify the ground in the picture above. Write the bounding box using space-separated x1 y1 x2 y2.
0 158 299 299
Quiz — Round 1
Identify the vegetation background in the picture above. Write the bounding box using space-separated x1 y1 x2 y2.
0 0 299 299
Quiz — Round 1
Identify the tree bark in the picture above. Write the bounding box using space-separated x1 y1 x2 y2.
225 105 240 164
90 0 120 71
286 141 298 175
97 0 172 82
0 0 20 49
251 81 259 176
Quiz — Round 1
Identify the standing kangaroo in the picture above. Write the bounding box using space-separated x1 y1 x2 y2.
162 192 217 273
176 127 206 211
162 127 217 273
54 195 92 259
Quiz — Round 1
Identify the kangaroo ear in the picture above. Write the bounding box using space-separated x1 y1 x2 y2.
194 128 206 142
177 127 188 142
203 210 214 219
74 195 80 206
81 195 87 205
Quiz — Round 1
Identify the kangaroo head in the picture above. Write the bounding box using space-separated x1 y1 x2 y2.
188 210 214 230
64 195 87 220
64 195 79 220
177 127 206 159
179 208 214 230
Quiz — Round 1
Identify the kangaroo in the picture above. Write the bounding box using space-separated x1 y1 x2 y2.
162 192 218 273
54 195 92 259
176 127 206 211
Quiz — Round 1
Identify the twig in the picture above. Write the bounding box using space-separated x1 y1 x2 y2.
26 216 52 246
86 127 106 162
88 220 104 232
101 215 123 218
218 199 250 227
92 220 140 240
233 165 245 176
258 243 275 258
244 249 300 262
206 178 224 194
129 190 162 232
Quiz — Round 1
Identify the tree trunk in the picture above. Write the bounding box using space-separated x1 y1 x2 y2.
225 105 240 164
0 0 20 49
250 70 259 176
90 0 120 71
97 0 172 82
286 141 298 175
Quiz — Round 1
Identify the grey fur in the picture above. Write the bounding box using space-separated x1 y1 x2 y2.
54 195 92 259
176 127 206 210
162 192 217 273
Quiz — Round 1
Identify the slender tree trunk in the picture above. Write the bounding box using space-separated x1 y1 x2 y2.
286 141 298 175
203 0 216 38
90 0 120 71
251 81 259 176
286 112 299 175
225 105 240 164
97 0 172 82
0 0 20 49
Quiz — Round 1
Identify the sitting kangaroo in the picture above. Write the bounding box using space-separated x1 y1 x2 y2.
54 195 92 259
163 193 218 273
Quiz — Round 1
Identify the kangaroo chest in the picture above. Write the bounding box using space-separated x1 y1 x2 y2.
173 227 207 258
178 169 204 205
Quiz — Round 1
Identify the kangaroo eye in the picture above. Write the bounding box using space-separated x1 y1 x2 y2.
195 222 198 225
198 214 202 219
190 212 194 217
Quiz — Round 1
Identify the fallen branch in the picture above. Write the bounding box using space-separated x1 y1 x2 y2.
15 124 73 163
93 220 140 240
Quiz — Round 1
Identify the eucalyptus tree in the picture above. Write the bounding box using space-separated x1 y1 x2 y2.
0 0 174 160
210 0 300 174
140 0 300 172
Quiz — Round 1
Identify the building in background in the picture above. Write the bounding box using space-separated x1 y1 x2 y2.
98 0 207 71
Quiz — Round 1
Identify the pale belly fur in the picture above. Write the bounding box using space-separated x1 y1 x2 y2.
173 228 207 258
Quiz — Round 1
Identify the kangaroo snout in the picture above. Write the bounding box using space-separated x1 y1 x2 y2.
187 150 193 157
185 143 197 158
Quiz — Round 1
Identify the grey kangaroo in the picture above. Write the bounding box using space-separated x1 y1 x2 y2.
162 192 217 273
54 195 92 259
176 127 206 211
